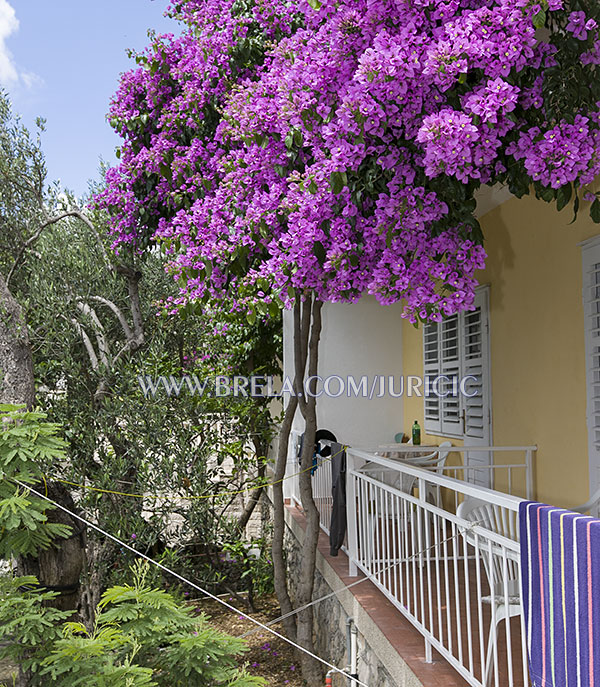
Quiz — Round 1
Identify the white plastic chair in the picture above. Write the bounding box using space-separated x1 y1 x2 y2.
359 448 440 561
365 447 439 494
379 441 453 506
405 440 452 507
571 487 600 517
456 497 521 686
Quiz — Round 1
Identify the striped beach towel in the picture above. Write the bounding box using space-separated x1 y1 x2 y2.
519 502 600 687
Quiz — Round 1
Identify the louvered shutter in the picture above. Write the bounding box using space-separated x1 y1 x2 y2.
582 239 600 493
423 320 441 434
462 289 489 440
440 315 462 434
422 287 491 440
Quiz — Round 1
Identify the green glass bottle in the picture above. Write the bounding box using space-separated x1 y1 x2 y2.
412 420 421 446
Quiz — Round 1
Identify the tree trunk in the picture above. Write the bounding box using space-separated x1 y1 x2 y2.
294 298 324 685
0 274 85 613
271 400 299 643
80 538 113 630
236 434 268 533
0 274 34 407
17 482 86 613
271 297 325 683
271 304 300 641
0 273 85 686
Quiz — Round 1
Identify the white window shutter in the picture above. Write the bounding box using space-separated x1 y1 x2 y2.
423 321 441 434
440 315 462 435
422 286 491 440
461 289 489 440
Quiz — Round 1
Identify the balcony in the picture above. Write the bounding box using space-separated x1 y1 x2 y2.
285 437 538 687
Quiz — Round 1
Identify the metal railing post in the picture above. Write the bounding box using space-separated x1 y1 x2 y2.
346 449 359 577
525 448 533 500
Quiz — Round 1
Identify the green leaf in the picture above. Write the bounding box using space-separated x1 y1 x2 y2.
556 183 572 212
538 186 555 203
313 241 327 266
385 227 394 249
300 108 315 132
591 199 600 224
246 311 256 325
533 9 546 28
570 193 581 224
307 0 322 8
330 171 344 195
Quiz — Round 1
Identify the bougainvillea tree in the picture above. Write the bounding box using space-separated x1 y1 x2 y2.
99 0 600 678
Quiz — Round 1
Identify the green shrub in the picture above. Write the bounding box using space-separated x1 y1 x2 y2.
0 561 266 687
0 575 73 676
0 404 71 557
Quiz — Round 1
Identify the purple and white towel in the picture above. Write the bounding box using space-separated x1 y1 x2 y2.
520 502 600 687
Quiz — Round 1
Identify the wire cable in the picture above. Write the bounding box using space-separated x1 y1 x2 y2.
48 446 346 502
14 479 368 687
239 517 481 639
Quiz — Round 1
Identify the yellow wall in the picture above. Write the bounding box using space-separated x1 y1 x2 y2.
403 192 600 508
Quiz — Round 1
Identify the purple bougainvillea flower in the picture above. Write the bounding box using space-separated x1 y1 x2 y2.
97 0 600 325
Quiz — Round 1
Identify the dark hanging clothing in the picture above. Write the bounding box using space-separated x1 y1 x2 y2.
329 442 347 556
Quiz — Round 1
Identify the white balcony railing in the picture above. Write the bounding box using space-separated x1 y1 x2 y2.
370 444 535 502
285 438 537 687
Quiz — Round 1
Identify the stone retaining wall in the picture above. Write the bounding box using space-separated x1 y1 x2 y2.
282 503 423 687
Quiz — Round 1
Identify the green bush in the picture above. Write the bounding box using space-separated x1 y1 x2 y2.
0 561 266 687
0 575 73 676
0 404 72 557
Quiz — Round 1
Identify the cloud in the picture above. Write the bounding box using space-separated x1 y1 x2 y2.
0 0 41 89
0 0 18 85
20 70 43 90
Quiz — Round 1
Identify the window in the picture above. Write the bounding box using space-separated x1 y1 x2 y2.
581 237 600 493
423 287 491 440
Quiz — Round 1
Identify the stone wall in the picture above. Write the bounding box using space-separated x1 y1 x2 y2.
281 504 423 687
286 530 397 686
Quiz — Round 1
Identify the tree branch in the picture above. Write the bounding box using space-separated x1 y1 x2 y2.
293 297 311 416
70 319 99 371
76 303 110 367
295 298 324 683
89 296 134 340
125 270 145 348
6 209 113 287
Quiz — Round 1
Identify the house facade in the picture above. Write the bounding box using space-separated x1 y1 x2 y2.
402 190 600 508
284 188 600 508
280 188 600 687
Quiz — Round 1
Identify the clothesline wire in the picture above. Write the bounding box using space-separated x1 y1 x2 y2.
46 448 481 648
14 479 369 687
240 517 482 639
48 445 347 502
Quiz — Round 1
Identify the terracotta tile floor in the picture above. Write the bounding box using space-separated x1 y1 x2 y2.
289 502 529 687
